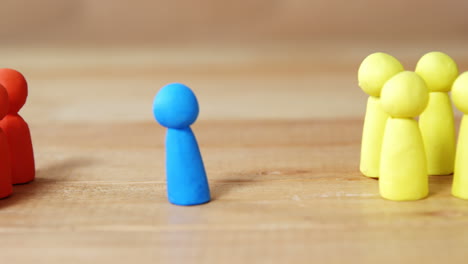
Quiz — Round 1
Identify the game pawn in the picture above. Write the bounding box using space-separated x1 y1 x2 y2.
0 69 35 184
152 83 211 206
0 85 12 198
358 52 404 178
416 52 458 175
451 72 468 199
379 71 429 201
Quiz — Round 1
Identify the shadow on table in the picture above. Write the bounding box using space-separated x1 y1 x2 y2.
429 174 453 196
0 157 95 209
210 177 259 202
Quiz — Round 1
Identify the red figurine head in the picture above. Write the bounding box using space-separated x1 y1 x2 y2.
0 69 28 114
0 84 9 120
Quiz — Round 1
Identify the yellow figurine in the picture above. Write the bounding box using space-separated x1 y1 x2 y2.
379 71 429 201
358 53 404 178
451 72 468 199
416 52 458 175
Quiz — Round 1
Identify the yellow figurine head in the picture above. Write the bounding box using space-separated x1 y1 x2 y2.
381 71 429 118
358 52 404 97
415 51 458 92
452 72 468 114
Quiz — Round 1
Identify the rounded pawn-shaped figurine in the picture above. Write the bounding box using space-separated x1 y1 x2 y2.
379 71 429 201
451 72 468 199
153 83 211 206
358 52 404 178
0 85 12 198
0 69 35 184
416 52 458 175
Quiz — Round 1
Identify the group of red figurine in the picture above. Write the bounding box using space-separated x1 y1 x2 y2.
0 69 35 199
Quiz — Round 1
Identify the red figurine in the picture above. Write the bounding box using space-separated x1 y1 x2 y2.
0 69 35 184
0 84 12 198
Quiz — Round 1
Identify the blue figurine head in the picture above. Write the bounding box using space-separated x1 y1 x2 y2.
153 83 200 129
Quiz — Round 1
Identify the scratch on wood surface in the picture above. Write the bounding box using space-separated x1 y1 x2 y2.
292 195 301 201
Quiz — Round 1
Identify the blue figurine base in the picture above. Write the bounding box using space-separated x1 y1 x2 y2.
165 127 211 206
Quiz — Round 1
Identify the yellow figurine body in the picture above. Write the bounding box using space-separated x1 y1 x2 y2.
379 71 429 201
358 52 404 178
451 72 468 199
416 52 458 175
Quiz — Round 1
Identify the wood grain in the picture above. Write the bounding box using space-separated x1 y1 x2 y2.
2 120 467 264
1 43 468 263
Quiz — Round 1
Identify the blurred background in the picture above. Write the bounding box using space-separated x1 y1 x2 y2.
0 0 467 122
2 0 467 46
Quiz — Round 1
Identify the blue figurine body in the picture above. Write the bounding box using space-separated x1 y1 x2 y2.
153 83 211 206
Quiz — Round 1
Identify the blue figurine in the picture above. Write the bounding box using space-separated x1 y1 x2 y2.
152 83 211 206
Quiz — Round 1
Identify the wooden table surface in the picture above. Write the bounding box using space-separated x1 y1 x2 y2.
1 44 468 263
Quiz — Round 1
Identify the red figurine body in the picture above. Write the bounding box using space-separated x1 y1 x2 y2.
0 84 12 198
0 69 35 184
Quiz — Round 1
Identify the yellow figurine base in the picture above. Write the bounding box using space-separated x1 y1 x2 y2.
379 118 428 201
360 96 388 178
419 92 455 175
452 116 468 199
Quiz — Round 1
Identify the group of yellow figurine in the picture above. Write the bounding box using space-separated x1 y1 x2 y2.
358 51 468 201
